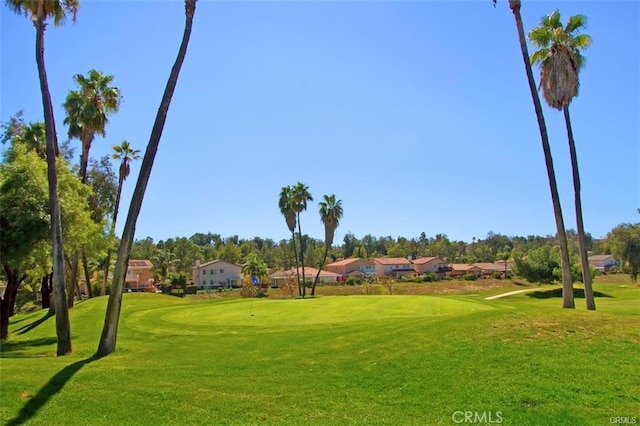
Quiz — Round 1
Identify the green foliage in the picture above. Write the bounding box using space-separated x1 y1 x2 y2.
606 223 640 282
169 272 188 287
462 273 477 281
346 277 362 286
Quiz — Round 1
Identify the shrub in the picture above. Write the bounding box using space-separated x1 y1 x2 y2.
462 274 477 281
424 272 438 282
346 277 362 286
184 285 198 295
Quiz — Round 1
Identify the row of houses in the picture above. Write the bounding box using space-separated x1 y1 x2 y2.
136 254 620 292
190 257 513 290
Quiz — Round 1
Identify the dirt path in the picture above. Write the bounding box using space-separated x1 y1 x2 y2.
484 288 540 300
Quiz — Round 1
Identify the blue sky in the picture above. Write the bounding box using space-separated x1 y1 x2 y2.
2 1 638 245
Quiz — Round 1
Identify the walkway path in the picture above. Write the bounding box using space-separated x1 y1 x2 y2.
484 288 540 300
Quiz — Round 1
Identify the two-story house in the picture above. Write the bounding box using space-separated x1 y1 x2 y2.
588 255 619 273
126 259 155 292
372 257 415 279
192 259 242 290
325 258 377 280
412 257 452 278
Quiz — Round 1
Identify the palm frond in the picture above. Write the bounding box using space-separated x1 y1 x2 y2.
565 14 587 34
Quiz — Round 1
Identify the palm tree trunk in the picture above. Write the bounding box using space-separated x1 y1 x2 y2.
68 251 80 307
312 246 329 296
297 216 306 298
563 106 595 310
82 253 93 298
97 0 198 357
509 0 574 308
102 173 125 296
35 18 72 354
291 232 301 296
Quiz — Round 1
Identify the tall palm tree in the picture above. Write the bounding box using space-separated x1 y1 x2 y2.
97 0 198 356
278 185 301 295
6 0 79 355
63 70 120 307
292 182 313 297
312 194 343 296
101 140 141 295
506 0 574 308
63 69 121 183
528 10 595 311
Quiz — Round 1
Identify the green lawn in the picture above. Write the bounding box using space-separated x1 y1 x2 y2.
1 280 638 425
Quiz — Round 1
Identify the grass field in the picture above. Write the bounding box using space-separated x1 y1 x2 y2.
1 277 638 425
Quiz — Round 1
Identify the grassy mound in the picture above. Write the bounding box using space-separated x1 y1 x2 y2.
1 280 638 425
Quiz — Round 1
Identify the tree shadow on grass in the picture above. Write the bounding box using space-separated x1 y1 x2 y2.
525 288 613 299
6 355 100 426
0 337 58 358
14 311 53 335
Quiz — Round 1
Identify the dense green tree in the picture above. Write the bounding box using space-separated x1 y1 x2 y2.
529 9 594 310
1 144 98 339
312 195 343 295
606 223 640 282
504 0 574 309
98 0 198 356
7 0 79 355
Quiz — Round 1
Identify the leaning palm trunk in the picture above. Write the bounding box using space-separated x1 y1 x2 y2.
509 0 574 308
564 106 595 310
97 0 197 356
35 17 72 354
311 245 329 297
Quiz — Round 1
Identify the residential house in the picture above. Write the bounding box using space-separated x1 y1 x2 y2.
473 262 513 278
269 267 340 288
412 257 452 278
588 255 619 273
325 258 377 280
192 259 242 290
449 264 483 278
126 259 155 292
372 257 415 279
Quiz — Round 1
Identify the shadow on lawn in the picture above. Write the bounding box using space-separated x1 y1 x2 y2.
0 337 58 357
14 311 53 335
6 355 99 426
525 288 613 299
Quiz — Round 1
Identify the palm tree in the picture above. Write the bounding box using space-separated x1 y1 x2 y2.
278 185 301 295
100 140 141 295
292 182 313 297
63 70 120 307
242 252 268 297
312 195 343 296
528 10 595 311
6 0 79 355
506 0 574 308
97 0 198 357
63 69 121 183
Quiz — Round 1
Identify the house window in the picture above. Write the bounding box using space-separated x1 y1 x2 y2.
210 280 215 285
202 280 207 285
203 269 207 275
211 269 216 274
220 269 224 274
